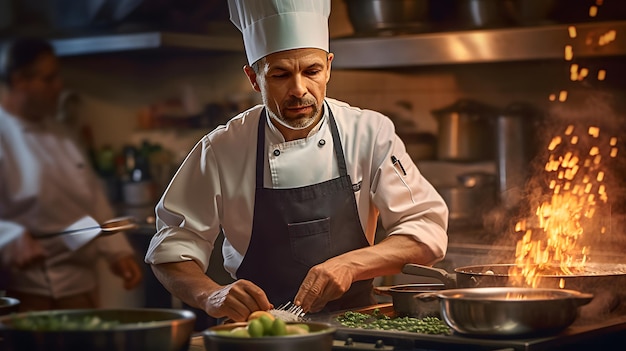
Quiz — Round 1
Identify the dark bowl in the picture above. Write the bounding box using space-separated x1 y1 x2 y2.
204 321 336 351
0 297 20 316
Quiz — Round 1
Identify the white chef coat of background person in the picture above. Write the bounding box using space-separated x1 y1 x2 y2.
0 37 142 311
145 0 448 322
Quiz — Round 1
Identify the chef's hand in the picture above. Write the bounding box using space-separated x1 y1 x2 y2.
202 280 273 322
0 231 46 268
110 255 143 290
295 259 354 313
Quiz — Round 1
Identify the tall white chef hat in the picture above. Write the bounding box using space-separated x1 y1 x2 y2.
228 0 331 65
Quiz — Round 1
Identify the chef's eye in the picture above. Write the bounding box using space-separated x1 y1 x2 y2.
306 69 321 76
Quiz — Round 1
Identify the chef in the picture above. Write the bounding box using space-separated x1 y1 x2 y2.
0 37 142 311
146 0 448 322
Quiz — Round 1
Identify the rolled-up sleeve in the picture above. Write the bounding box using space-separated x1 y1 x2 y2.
144 137 222 272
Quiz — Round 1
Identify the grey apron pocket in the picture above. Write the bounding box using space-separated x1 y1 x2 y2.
288 217 332 267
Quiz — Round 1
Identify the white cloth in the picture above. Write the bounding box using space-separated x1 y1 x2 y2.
0 106 135 298
145 98 448 278
228 0 330 65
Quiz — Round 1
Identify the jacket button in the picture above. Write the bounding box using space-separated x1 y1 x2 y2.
273 149 280 156
318 139 326 147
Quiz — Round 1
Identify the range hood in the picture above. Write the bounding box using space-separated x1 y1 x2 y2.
49 31 244 56
330 20 626 69
27 20 626 68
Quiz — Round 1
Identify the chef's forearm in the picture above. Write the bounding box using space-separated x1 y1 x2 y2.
150 261 220 310
336 234 436 282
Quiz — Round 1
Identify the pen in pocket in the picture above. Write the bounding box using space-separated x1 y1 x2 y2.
391 155 407 176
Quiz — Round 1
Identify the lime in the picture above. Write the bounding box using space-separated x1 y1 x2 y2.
258 315 274 335
247 319 264 337
271 318 287 336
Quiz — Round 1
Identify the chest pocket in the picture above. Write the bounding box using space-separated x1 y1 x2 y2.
288 217 331 267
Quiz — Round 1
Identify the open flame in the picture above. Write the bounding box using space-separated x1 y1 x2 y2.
510 125 618 288
511 2 620 289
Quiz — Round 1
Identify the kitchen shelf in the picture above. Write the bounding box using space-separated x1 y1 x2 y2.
49 31 244 56
330 20 626 69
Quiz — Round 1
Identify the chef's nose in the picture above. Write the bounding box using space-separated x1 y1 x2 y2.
288 74 307 98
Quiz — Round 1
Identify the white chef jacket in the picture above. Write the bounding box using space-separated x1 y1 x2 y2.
0 106 135 298
145 98 448 278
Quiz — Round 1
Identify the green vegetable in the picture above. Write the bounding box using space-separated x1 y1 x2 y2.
335 308 451 335
10 314 122 331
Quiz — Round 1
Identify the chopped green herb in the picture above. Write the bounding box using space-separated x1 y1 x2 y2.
336 308 451 335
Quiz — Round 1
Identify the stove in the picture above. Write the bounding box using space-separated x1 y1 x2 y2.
325 303 626 351
191 303 626 351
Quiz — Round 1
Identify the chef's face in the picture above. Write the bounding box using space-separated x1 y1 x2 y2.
13 52 63 122
245 48 333 131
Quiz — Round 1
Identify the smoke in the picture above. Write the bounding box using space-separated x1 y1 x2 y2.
517 87 626 263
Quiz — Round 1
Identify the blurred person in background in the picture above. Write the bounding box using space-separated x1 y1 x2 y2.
0 37 142 311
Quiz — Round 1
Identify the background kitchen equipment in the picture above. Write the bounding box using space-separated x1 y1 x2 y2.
496 101 543 210
435 171 497 229
431 99 498 162
416 287 593 337
0 308 196 351
343 0 431 35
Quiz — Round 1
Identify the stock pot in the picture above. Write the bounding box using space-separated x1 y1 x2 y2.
431 99 497 162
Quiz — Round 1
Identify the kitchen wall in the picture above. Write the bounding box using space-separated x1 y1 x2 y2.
52 0 625 307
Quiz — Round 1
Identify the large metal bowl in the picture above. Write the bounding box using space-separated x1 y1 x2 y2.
0 308 195 351
417 287 593 337
204 321 335 351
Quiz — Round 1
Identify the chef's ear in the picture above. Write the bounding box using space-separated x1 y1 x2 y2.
243 64 261 92
325 52 334 84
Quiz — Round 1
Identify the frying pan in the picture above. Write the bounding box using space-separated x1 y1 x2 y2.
36 216 138 250
402 263 626 318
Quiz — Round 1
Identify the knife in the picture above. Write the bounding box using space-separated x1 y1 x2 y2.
36 216 138 250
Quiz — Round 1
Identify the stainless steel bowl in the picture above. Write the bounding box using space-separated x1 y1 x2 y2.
0 308 196 351
344 0 430 34
204 321 335 351
417 287 593 337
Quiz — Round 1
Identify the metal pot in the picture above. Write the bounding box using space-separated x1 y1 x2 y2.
373 283 444 318
495 101 542 209
203 321 335 351
0 308 196 351
436 172 497 228
431 99 497 162
453 0 516 29
402 263 626 319
417 287 593 337
344 0 430 35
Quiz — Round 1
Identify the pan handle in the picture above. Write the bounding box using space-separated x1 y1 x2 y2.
401 264 457 289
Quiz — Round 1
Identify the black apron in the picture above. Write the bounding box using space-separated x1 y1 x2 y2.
236 106 375 312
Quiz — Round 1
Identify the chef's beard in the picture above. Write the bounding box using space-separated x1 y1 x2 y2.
265 96 321 131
